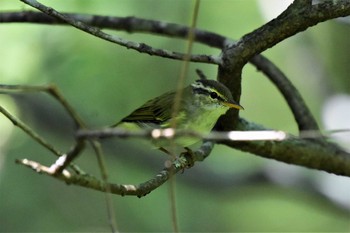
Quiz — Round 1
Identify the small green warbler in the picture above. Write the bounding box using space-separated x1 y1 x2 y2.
114 73 243 154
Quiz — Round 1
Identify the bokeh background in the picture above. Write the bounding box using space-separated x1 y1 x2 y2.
1 0 350 231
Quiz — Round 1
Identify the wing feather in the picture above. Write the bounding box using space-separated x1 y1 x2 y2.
121 91 176 124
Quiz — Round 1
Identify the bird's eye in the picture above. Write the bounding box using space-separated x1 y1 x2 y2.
210 92 218 99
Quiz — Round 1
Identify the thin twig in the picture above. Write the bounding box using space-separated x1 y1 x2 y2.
0 84 118 229
168 1 200 231
91 141 118 232
0 84 85 128
16 141 213 197
77 128 288 142
0 85 87 174
0 11 227 48
46 85 87 129
0 84 86 170
0 104 63 156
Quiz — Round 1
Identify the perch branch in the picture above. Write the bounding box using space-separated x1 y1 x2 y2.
16 141 214 197
0 84 112 178
0 84 88 173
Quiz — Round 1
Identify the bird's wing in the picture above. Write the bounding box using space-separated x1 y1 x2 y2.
121 91 176 125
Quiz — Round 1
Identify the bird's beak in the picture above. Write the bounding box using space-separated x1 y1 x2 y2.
223 101 244 110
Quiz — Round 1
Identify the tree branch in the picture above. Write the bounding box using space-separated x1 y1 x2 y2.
224 118 350 177
0 11 227 48
2 2 349 187
0 104 63 156
292 0 312 7
250 55 320 132
16 141 214 197
229 1 350 65
215 1 350 132
19 0 220 64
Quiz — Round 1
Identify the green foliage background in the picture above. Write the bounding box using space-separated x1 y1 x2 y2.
1 0 350 231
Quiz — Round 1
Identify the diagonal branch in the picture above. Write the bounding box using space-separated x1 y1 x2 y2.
250 55 319 132
0 104 63 156
0 84 85 128
16 141 214 197
19 0 221 64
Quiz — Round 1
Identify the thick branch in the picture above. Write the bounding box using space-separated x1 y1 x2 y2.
223 118 350 177
230 1 350 64
292 0 312 7
215 1 350 132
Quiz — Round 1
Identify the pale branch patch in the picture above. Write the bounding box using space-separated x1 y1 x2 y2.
227 118 350 177
15 141 214 197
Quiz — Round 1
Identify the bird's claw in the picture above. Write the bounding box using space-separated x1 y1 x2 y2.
180 147 195 169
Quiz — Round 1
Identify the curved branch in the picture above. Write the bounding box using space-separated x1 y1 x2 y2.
250 55 319 132
16 141 214 197
19 0 221 64
228 1 350 65
0 11 227 48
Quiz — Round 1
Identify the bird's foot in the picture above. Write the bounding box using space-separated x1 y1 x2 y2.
180 147 195 169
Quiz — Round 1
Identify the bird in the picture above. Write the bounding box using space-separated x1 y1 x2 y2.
113 71 243 155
